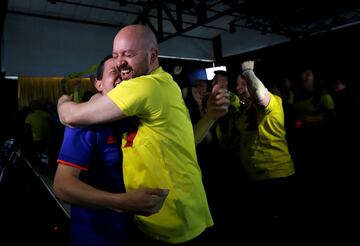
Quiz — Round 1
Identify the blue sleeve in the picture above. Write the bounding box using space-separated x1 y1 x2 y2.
57 127 95 169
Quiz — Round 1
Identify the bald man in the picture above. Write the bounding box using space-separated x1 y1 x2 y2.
58 24 229 244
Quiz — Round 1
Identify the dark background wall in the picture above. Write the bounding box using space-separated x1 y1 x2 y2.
0 78 18 139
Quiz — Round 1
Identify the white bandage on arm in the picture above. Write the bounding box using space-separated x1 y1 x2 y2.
242 69 269 106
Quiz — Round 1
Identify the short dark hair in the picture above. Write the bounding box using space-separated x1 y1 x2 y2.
193 79 208 87
82 90 95 102
96 54 113 80
213 70 228 77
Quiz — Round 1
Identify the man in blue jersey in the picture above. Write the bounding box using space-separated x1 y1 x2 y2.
53 54 168 246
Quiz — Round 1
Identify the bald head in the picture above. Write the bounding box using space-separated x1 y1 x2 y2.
112 24 159 80
114 25 158 53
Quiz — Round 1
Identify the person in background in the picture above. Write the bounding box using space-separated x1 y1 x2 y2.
291 68 335 181
57 24 229 245
24 99 52 163
210 70 241 154
234 60 296 240
271 76 295 129
185 79 209 125
53 54 168 246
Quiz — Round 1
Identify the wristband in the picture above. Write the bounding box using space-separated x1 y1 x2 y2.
242 68 253 74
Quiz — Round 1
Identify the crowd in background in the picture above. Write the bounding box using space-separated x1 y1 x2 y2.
1 59 359 243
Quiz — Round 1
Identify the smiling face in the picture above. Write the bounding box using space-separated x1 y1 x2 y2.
236 74 250 103
301 69 314 92
194 80 208 97
112 25 159 81
95 58 122 95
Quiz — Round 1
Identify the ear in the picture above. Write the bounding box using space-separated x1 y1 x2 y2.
150 48 158 64
94 79 103 92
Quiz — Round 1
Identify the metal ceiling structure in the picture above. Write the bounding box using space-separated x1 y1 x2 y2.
232 0 360 39
5 0 360 43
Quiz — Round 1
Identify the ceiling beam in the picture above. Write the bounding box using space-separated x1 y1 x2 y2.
54 0 225 32
159 5 240 42
230 7 360 39
6 10 212 41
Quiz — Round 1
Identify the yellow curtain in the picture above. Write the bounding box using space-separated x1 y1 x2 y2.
18 77 96 110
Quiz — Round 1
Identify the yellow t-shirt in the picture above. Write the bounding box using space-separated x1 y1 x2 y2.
107 67 213 243
236 93 295 180
293 93 335 124
25 109 51 142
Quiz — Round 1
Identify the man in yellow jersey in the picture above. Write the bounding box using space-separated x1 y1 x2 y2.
57 24 229 244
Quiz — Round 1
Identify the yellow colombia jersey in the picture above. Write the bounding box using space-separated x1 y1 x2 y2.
107 67 213 243
293 93 335 124
236 93 295 181
25 109 51 142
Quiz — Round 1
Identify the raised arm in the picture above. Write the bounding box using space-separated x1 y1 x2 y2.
241 60 270 107
57 94 124 127
193 83 230 145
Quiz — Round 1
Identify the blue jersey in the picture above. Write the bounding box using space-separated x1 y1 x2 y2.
57 123 133 246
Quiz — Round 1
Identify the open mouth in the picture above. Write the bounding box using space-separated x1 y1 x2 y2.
121 68 133 80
